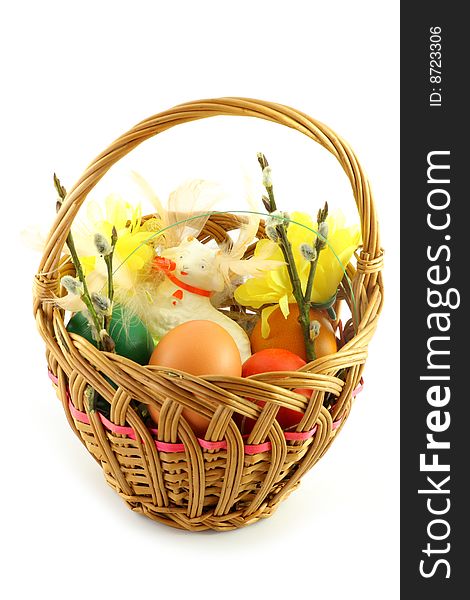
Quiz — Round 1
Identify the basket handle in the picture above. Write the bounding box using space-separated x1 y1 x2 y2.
36 97 382 292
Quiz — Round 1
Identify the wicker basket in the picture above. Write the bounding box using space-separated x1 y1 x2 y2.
33 98 383 531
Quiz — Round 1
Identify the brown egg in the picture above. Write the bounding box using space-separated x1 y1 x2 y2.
148 320 242 437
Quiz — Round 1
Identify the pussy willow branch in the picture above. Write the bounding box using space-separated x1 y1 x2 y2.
54 173 104 349
103 226 118 332
257 153 276 212
304 202 328 304
258 154 316 362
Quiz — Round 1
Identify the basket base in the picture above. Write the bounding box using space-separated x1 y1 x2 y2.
121 482 301 532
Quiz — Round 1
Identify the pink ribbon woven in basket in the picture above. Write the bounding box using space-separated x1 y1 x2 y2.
48 370 361 455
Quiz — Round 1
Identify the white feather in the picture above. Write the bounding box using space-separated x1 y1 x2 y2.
226 257 284 277
132 173 224 247
20 226 49 253
224 176 261 260
166 179 224 245
131 171 166 219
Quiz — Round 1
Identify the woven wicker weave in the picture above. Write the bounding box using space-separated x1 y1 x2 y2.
33 98 384 531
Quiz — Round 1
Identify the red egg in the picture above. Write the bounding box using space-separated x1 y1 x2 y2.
242 348 311 432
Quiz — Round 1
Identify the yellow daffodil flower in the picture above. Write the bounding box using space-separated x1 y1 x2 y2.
234 210 361 337
73 195 158 294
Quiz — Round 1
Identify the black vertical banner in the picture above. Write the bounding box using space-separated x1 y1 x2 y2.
401 4 467 597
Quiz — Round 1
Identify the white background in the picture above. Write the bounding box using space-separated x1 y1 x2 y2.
1 1 399 598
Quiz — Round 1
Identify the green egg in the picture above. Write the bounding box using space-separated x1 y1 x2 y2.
66 304 154 365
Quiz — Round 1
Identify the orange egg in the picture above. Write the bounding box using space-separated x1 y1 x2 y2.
250 304 337 361
148 320 242 437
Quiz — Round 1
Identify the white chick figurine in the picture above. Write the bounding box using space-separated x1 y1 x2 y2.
150 236 253 362
134 178 284 362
